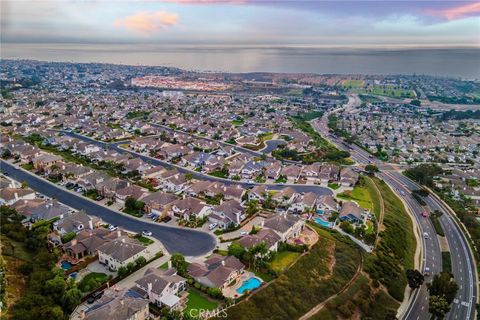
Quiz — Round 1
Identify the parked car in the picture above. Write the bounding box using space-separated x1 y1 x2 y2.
108 225 118 231
95 195 104 201
65 182 75 189
240 231 248 236
162 216 172 223
208 223 217 230
87 290 104 304
142 230 152 236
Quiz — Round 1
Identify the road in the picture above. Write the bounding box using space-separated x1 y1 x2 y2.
1 160 217 257
313 104 477 320
63 131 333 196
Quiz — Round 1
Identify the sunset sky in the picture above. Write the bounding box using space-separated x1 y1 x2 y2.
1 0 479 47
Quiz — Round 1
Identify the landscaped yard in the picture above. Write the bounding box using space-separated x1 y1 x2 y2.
327 183 340 190
337 176 377 212
184 288 219 314
77 272 108 292
134 234 154 245
269 251 300 273
158 261 169 269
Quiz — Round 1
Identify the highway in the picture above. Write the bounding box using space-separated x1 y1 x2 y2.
312 102 477 320
1 160 217 257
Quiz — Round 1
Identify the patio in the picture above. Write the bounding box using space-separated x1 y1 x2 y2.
222 271 262 298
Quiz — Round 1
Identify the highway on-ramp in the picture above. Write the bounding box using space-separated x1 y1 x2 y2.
1 160 217 257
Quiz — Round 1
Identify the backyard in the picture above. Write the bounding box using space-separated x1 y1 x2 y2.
269 251 300 273
184 288 219 315
77 272 109 292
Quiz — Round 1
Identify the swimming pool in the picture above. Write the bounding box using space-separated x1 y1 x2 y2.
316 209 324 215
61 260 73 270
314 217 332 228
236 277 261 294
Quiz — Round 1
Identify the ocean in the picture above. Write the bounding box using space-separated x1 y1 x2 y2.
2 43 479 79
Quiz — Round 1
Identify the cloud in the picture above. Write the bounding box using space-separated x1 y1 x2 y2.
160 0 245 4
425 2 480 20
114 10 178 34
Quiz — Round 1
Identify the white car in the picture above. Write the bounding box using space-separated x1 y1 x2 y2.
108 225 118 231
423 232 429 239
240 231 248 236
208 223 217 230
142 230 152 236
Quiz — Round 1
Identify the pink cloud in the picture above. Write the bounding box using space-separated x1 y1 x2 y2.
426 2 480 20
114 11 178 34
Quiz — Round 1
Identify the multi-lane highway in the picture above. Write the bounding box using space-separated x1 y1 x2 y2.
312 103 477 320
1 160 216 257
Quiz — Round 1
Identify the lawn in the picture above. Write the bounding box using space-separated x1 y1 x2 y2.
231 119 244 126
337 176 377 212
20 163 34 171
328 183 340 190
275 176 288 183
442 251 452 273
342 79 365 88
77 272 108 292
134 234 154 245
184 288 219 314
269 251 300 273
352 84 415 98
159 261 169 269
225 226 362 320
430 214 445 236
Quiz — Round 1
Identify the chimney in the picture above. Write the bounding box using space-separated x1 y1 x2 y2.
14 192 18 200
147 282 153 295
221 260 225 266
88 219 93 230
167 260 172 269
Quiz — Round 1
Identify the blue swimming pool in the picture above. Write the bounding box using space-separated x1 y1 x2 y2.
237 277 261 294
314 217 332 228
316 209 324 215
61 260 73 270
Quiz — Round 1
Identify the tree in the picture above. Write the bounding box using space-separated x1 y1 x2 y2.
62 286 83 313
171 253 188 276
406 269 424 289
185 173 193 181
428 272 459 305
246 200 259 217
135 256 147 268
339 221 354 234
43 274 66 302
126 261 136 273
228 242 246 259
429 295 449 319
118 266 128 277
365 164 379 175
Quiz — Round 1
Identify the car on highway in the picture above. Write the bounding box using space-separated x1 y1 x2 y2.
422 211 429 218
208 223 217 230
108 225 118 231
142 230 152 236
423 232 429 239
424 267 431 277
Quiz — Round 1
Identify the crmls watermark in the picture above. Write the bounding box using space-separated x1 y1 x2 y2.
189 304 233 319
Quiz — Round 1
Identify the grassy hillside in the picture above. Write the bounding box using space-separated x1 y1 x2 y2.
223 228 361 320
364 178 416 301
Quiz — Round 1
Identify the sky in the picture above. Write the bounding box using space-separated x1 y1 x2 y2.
1 0 480 47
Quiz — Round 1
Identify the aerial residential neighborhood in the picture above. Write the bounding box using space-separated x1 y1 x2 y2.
1 1 479 320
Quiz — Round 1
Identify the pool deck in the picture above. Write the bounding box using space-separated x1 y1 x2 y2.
223 272 262 298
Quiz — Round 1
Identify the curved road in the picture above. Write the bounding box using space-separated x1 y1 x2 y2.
313 100 477 320
1 160 217 257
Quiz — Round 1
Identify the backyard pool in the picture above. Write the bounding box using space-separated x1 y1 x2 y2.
316 209 324 215
60 260 73 270
236 277 261 294
314 217 333 228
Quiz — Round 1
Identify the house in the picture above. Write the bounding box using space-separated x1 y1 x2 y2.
280 165 302 182
98 237 151 271
32 153 63 170
302 163 321 183
265 162 282 180
248 185 268 202
262 213 305 242
114 185 149 206
238 228 281 252
272 187 297 206
0 187 36 205
339 202 365 224
63 228 125 260
81 288 150 320
131 267 187 311
140 192 178 218
187 255 245 292
208 200 245 229
289 192 318 213
54 210 97 235
316 195 339 213
170 197 211 220
339 168 359 187
29 200 71 222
